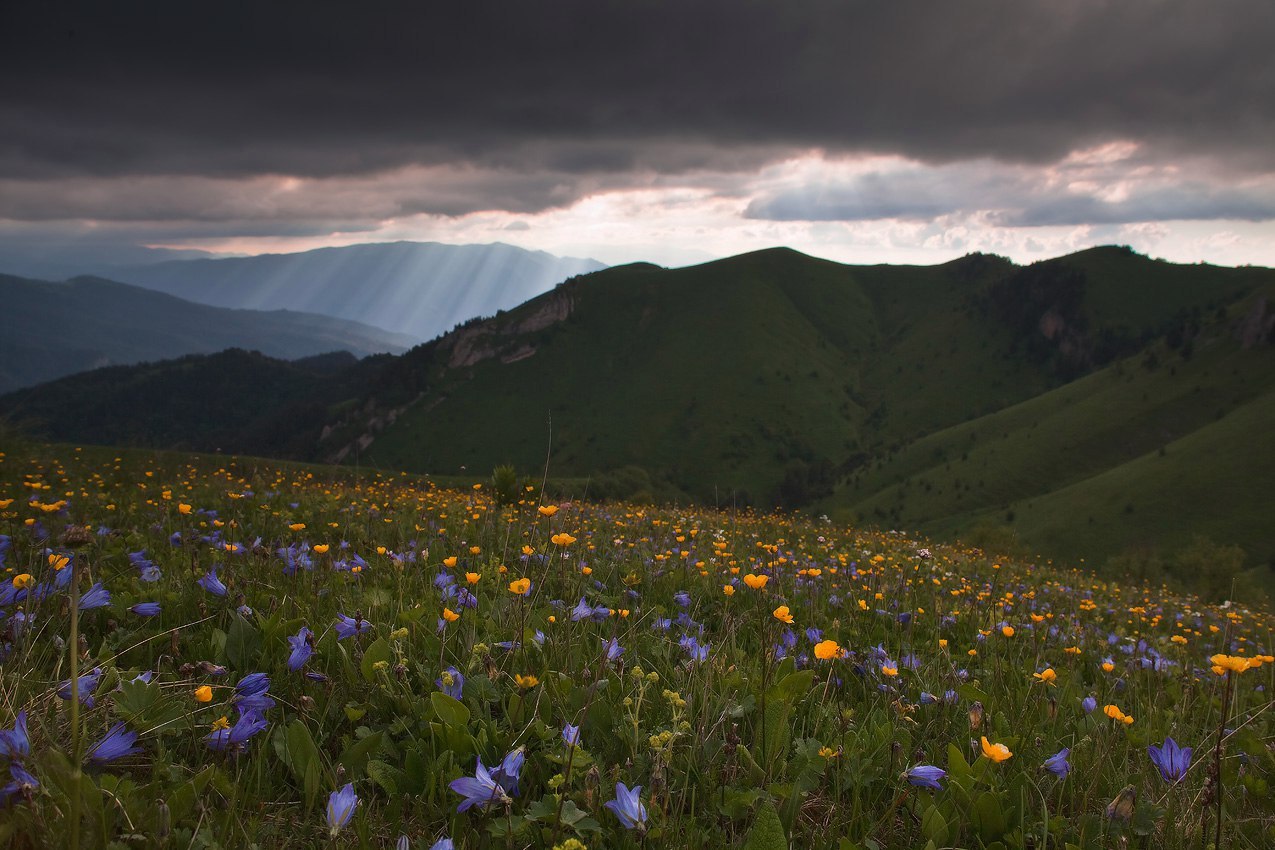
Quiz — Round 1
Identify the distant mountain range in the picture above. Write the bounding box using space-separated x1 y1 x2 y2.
95 241 606 341
0 273 415 393
5 245 1274 570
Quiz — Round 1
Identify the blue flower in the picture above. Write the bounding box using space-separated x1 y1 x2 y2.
1081 696 1097 713
603 637 624 663
197 566 227 597
680 635 710 663
85 723 143 764
0 712 30 760
1043 748 1071 778
79 583 112 610
205 711 269 752
0 763 39 807
427 839 453 850
326 783 358 835
604 781 648 831
1148 737 1192 784
287 627 315 670
436 667 464 700
490 748 525 795
905 765 946 791
129 602 161 617
233 673 275 712
334 613 371 640
57 668 103 708
673 591 691 607
449 757 511 813
562 724 581 747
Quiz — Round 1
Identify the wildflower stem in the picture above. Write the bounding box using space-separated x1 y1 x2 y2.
1213 671 1233 850
68 552 82 850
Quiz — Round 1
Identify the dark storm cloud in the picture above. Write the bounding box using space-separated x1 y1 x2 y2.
2 1 1273 183
1 0 1273 249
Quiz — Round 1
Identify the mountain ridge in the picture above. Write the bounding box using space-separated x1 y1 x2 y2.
98 240 607 341
4 244 1273 570
0 273 414 393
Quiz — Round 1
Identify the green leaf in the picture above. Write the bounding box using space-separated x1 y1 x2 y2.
719 787 763 820
366 759 401 795
921 804 949 846
559 799 591 827
224 614 261 670
737 745 768 786
360 637 391 682
973 791 1008 842
742 800 788 850
947 742 972 777
430 691 471 728
772 669 816 702
338 730 384 779
282 720 325 808
112 677 159 720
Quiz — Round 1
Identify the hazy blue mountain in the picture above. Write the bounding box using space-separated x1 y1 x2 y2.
0 273 415 393
0 240 221 282
105 241 606 340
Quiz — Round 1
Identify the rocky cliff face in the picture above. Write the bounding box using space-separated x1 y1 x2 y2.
321 288 576 463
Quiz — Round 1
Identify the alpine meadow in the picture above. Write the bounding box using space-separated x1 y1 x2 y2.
3 2 1275 849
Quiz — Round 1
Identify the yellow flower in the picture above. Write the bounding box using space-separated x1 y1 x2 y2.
538 505 559 517
772 605 794 624
814 639 841 660
1103 704 1133 724
723 584 735 596
194 685 213 703
312 544 330 555
465 572 480 584
1033 668 1057 685
1101 661 1115 673
1001 625 1015 638
881 664 898 677
980 736 1012 763
818 746 839 759
1171 635 1187 645
469 546 481 555
509 577 532 595
210 716 231 731
48 553 70 571
443 556 458 568
442 607 460 623
938 638 948 648
178 503 192 515
551 532 577 546
12 574 33 589
743 574 768 590
1210 654 1254 674
514 674 539 689
288 523 306 532
580 566 593 576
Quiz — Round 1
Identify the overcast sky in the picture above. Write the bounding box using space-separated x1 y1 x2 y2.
2 0 1273 269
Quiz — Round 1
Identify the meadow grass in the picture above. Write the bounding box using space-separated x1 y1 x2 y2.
0 442 1272 848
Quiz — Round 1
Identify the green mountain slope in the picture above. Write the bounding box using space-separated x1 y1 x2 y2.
0 348 386 457
4 246 1273 572
0 273 414 393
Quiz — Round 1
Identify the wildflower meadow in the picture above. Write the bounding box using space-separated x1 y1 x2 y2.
0 444 1272 848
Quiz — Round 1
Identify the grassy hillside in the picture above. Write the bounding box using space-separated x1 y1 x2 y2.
357 249 1028 501
0 349 387 458
0 273 413 392
5 246 1274 574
